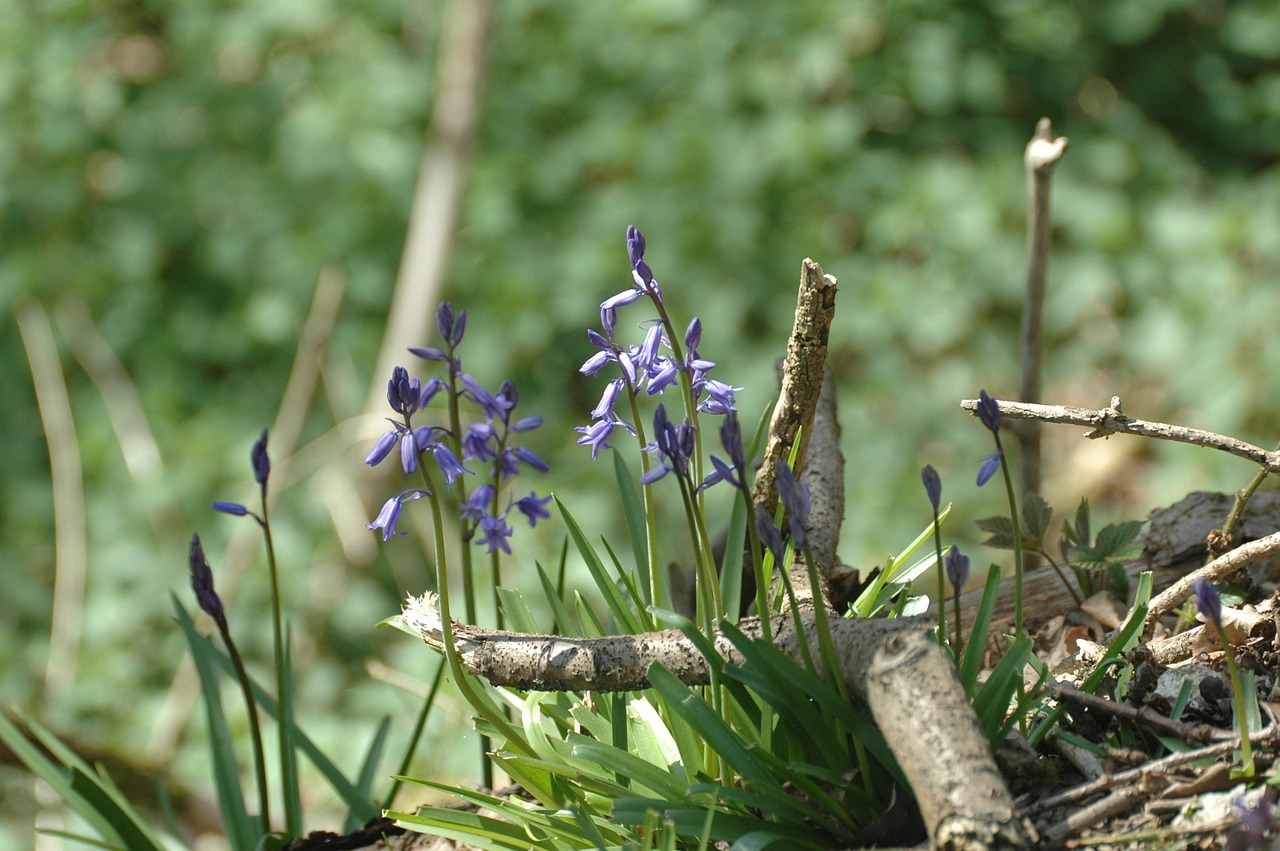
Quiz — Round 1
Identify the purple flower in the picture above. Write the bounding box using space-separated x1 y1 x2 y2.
189 534 228 632
697 379 741 416
976 450 1003 487
212 501 249 517
1193 577 1222 626
641 405 695 485
475 513 513 554
432 443 470 486
756 505 786 564
460 485 496 523
367 490 428 542
921 464 942 512
387 366 422 416
699 414 747 493
461 374 514 421
436 302 467 349
576 419 619 460
365 428 402 466
946 545 970 593
503 446 549 478
251 428 270 485
515 492 552 527
775 460 810 549
976 390 1001 434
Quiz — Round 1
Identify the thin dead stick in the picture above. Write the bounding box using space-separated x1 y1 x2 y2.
1144 529 1280 629
1025 714 1280 816
17 304 86 698
364 0 491 417
1017 117 1068 504
960 395 1280 474
1048 682 1231 744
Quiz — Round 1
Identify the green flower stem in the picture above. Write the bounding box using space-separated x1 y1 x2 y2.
929 509 946 644
996 443 1026 639
952 580 964 658
440 375 488 788
624 383 667 619
1215 624 1255 776
420 464 534 765
259 488 302 836
218 624 271 831
382 661 445 810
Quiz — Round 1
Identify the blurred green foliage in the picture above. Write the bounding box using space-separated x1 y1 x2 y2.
3 0 1280 843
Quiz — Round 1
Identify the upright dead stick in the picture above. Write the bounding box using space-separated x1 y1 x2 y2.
751 258 837 516
1017 118 1068 504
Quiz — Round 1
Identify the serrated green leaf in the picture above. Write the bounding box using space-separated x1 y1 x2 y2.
1021 492 1053 542
1094 520 1145 561
975 515 1016 549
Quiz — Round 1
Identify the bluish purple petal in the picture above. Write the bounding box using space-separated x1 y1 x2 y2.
976 451 1003 487
212 501 248 516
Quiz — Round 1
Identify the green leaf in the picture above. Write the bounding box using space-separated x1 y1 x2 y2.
556 496 642 634
1094 520 1145 561
975 515 1015 549
536 561 578 637
958 563 1004 694
348 716 390 831
1021 492 1053 545
172 599 258 851
498 587 542 634
614 451 651 602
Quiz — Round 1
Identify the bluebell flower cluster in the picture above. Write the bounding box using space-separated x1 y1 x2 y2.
576 226 742 461
365 303 551 552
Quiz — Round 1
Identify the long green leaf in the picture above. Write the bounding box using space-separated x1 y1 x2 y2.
536 562 578 637
959 563 1004 693
614 451 650 602
556 497 641 633
347 716 390 831
173 600 258 851
178 600 379 823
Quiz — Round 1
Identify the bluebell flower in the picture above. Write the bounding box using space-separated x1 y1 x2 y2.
976 389 1001 434
189 533 228 633
367 490 429 541
460 485 496 524
387 365 422 416
251 428 270 485
976 451 1003 487
697 378 742 416
475 513 513 554
432 443 470 486
576 418 620 460
591 379 624 421
502 446 549 478
946 545 970 593
698 413 746 493
212 501 249 517
1193 577 1222 627
515 492 552 527
921 464 942 512
436 302 467 349
461 374 514 421
756 505 786 564
365 427 402 466
641 405 695 485
775 460 810 549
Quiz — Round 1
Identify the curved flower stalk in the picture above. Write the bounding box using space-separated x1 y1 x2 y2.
365 302 551 788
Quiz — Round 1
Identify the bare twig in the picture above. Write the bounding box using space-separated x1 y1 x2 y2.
1048 681 1232 744
1144 530 1280 629
17 304 86 697
960 395 1280 474
1018 117 1068 504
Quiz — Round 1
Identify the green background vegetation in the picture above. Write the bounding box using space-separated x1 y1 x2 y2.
3 0 1279 844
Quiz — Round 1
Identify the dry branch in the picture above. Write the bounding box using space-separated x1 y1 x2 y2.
959 395 1280 474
